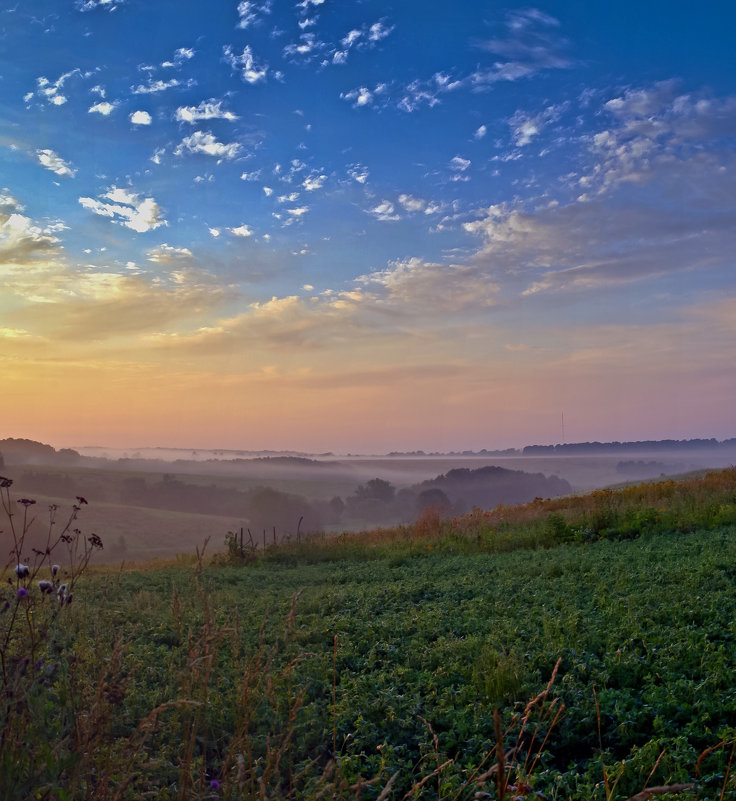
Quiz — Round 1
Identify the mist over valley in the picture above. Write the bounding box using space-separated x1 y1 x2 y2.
3 435 735 562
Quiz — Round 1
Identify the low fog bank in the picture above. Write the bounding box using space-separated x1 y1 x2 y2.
2 436 734 562
4 437 736 490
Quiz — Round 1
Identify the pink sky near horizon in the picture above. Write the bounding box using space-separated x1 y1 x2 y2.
2 302 733 454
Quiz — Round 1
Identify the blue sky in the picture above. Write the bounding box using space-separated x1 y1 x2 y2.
1 1 735 452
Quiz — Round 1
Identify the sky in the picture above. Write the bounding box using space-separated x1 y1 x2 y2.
1 1 735 453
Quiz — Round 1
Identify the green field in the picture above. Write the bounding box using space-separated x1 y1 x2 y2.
2 470 736 799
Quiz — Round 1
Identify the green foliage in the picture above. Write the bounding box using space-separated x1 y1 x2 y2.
472 646 526 708
4 469 736 799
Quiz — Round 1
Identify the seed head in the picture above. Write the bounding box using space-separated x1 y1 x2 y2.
15 564 30 579
38 580 53 594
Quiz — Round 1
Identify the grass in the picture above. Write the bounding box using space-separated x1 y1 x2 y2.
2 468 736 799
219 466 736 566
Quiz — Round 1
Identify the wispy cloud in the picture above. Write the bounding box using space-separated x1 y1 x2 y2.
230 224 253 237
36 149 76 178
338 9 568 115
88 100 117 115
367 200 399 222
471 8 571 89
397 194 426 212
175 99 238 123
223 45 268 84
10 268 226 342
340 84 387 108
78 186 166 233
29 68 86 107
161 47 195 68
0 192 62 265
131 78 185 94
332 19 394 63
449 155 471 181
283 32 325 61
348 165 369 184
357 257 499 313
578 84 736 198
75 0 125 11
147 244 193 264
302 172 327 191
508 103 567 146
174 131 242 160
236 0 271 29
461 137 736 298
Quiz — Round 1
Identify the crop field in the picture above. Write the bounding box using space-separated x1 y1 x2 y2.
2 469 736 799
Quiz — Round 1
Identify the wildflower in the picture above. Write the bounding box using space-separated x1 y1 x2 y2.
51 564 60 577
0 476 13 488
17 498 36 507
15 564 30 578
38 580 54 594
17 587 28 599
88 533 103 550
57 583 68 603
210 779 220 790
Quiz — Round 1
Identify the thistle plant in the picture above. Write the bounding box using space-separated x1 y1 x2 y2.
0 474 103 796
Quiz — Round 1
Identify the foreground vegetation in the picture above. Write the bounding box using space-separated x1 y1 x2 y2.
2 469 736 799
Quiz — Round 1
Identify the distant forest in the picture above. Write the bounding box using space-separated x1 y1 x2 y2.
7 464 572 536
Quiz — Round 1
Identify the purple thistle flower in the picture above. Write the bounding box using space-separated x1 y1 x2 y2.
14 564 30 578
17 587 28 599
209 779 220 790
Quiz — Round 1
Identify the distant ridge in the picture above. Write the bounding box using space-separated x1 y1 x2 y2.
1 436 735 466
386 438 736 458
520 438 736 455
